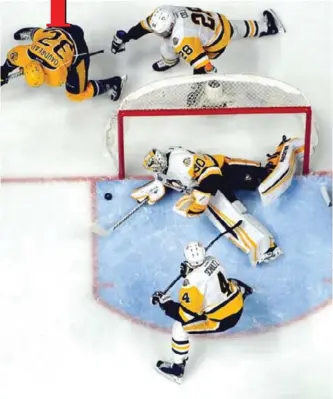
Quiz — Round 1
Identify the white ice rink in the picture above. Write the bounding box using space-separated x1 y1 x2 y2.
0 1 332 398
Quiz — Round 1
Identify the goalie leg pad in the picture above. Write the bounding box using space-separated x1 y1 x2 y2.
259 139 302 206
207 192 277 266
131 180 166 205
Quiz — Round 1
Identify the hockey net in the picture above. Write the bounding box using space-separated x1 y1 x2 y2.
106 74 318 179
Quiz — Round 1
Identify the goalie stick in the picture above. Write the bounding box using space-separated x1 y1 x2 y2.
91 198 148 236
159 220 243 296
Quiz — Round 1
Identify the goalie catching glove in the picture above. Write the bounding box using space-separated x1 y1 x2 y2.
173 189 211 218
131 179 166 205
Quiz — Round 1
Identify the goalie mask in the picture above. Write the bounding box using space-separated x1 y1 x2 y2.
184 241 206 267
150 7 176 38
143 149 168 173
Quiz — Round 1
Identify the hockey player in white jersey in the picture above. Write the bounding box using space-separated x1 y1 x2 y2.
131 136 305 266
110 6 285 74
151 241 253 383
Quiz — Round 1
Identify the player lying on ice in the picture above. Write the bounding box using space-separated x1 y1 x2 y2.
110 6 285 74
132 136 305 266
151 241 253 383
0 25 126 101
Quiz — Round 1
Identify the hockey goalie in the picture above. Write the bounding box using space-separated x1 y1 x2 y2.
131 136 305 266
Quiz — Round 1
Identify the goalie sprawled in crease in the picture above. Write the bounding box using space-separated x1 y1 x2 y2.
131 136 305 266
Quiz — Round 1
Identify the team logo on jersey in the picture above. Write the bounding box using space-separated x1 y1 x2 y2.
183 278 190 286
245 174 252 181
173 37 179 46
9 52 18 62
183 157 191 166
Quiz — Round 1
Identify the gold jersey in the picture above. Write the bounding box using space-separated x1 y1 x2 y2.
7 28 76 87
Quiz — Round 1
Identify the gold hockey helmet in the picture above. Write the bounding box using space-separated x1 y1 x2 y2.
24 60 45 88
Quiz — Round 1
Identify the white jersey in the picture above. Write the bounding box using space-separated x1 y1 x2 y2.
178 256 243 322
142 6 232 70
155 146 224 193
155 147 199 193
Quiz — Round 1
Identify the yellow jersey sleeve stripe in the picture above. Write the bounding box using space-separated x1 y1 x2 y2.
190 53 209 68
198 166 222 183
179 307 194 322
205 14 232 53
140 16 153 32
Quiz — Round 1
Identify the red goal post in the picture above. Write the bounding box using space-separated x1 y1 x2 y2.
106 75 318 179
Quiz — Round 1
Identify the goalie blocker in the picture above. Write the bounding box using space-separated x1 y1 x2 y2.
131 137 305 266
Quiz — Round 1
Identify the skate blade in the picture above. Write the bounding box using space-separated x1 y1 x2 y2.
267 8 287 33
120 74 128 88
155 367 183 384
262 247 284 263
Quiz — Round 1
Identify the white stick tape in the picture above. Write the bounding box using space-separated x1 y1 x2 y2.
320 185 332 207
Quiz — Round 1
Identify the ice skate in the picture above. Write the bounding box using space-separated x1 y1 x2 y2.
152 58 179 72
107 74 127 101
260 243 283 263
155 359 187 384
260 9 286 37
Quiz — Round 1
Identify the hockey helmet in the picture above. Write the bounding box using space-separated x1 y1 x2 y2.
24 60 45 88
143 148 168 173
150 7 176 38
184 242 206 267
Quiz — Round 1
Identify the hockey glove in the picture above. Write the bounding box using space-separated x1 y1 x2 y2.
131 180 166 205
174 189 211 218
193 62 217 75
14 27 38 41
151 291 172 308
111 30 128 54
180 261 193 278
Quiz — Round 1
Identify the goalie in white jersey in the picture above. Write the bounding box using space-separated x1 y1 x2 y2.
151 241 253 383
132 136 305 266
110 6 285 74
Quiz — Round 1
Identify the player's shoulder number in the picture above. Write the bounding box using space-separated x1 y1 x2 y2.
38 29 74 60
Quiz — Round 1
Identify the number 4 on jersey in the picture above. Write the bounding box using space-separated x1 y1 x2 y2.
217 272 232 296
182 292 191 303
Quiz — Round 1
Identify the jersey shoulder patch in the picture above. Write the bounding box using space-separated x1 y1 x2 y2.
183 278 190 286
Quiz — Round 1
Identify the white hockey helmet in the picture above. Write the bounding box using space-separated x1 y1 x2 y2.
184 242 206 267
143 148 168 173
150 7 176 38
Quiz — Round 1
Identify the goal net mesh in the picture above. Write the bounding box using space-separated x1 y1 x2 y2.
106 74 318 179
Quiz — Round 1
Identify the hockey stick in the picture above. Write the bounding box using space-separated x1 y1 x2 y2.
160 219 243 295
91 198 148 236
6 49 104 82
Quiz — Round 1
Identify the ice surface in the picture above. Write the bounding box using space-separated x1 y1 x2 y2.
95 176 332 332
0 1 332 398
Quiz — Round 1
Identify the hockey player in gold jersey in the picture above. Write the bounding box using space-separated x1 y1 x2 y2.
132 136 305 266
1 25 126 101
151 241 252 383
111 6 285 74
